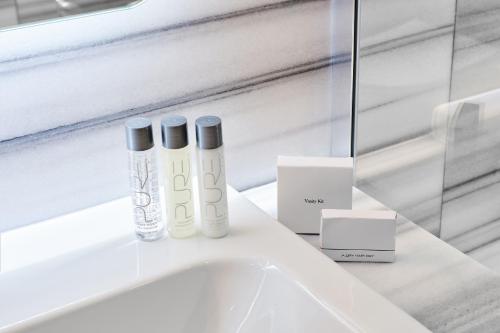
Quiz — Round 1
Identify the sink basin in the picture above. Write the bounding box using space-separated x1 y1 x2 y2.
15 259 360 333
0 187 429 332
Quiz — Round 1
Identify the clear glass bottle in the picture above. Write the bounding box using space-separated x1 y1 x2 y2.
160 115 196 238
125 117 164 241
195 116 229 238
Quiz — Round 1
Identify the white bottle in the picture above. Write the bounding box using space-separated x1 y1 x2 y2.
125 117 164 241
195 116 229 238
160 115 196 238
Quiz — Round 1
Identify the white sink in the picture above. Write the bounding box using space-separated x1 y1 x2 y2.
0 188 429 333
15 260 362 333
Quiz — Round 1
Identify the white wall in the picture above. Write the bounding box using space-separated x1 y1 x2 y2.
0 0 355 231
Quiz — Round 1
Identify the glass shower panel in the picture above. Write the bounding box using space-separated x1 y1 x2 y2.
441 0 500 271
354 0 456 236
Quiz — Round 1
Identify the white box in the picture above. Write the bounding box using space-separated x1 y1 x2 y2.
277 156 353 234
320 209 397 262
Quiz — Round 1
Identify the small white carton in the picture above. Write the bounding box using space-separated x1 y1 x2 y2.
277 156 353 234
320 209 397 263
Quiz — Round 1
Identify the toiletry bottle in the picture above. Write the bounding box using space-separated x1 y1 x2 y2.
195 116 229 238
160 115 196 238
125 117 164 241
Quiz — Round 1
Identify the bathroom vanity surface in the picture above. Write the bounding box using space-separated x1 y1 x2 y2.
0 188 427 332
245 183 500 333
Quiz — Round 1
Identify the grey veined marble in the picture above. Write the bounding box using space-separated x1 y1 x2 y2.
354 0 500 276
0 0 355 231
438 0 500 273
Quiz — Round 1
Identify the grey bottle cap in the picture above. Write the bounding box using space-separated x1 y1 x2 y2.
161 115 188 149
195 116 223 149
125 117 154 151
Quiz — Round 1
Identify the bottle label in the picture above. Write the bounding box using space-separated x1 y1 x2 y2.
168 157 194 229
199 150 228 227
130 152 162 233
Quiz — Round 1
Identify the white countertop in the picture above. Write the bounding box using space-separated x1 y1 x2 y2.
2 182 500 332
0 187 428 333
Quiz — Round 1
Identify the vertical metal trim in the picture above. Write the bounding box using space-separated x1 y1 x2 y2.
0 234 2 272
350 0 361 159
